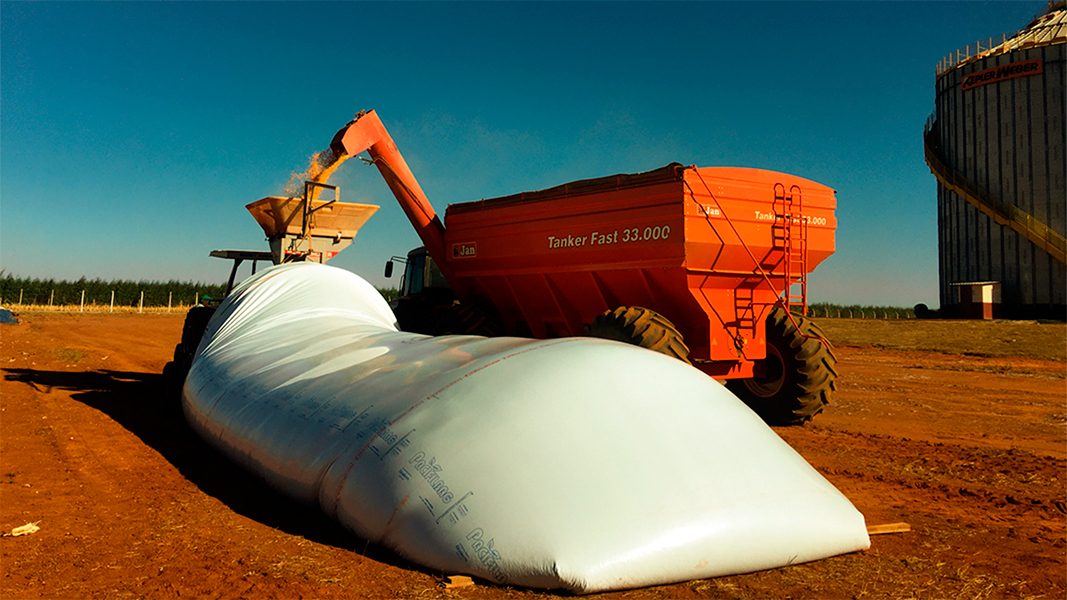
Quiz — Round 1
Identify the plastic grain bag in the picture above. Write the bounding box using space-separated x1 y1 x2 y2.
183 263 870 593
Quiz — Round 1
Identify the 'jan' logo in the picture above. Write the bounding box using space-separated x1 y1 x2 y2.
452 242 477 258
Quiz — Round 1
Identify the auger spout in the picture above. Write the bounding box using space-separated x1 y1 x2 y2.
325 110 453 282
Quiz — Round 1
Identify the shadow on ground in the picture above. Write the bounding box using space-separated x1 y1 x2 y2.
2 367 417 570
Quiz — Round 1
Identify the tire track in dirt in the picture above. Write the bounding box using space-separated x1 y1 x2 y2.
778 425 1066 598
783 429 1065 523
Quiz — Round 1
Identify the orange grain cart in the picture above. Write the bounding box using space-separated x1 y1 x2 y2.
330 110 838 424
444 164 835 374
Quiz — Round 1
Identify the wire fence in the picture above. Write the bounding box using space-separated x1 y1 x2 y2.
807 303 916 320
0 274 226 312
4 292 205 313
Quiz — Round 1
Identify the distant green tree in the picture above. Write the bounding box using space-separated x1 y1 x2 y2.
808 302 915 319
0 273 226 307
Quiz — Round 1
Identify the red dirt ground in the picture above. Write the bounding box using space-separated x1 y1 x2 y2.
1 313 1064 599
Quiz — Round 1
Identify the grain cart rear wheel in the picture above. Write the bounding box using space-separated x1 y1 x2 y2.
727 305 838 425
587 306 691 363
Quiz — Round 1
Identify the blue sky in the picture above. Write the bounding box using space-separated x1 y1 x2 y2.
0 1 1049 306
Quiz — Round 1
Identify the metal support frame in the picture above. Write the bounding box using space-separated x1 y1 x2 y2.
209 250 275 295
281 181 341 262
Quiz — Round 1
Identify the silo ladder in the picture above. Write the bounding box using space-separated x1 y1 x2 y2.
923 117 1066 265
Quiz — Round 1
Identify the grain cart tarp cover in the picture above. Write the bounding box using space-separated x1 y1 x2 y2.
183 263 870 593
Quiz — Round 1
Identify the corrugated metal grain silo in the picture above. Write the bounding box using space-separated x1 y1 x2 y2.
925 3 1066 319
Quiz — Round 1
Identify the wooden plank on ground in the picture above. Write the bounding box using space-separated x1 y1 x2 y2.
867 522 912 535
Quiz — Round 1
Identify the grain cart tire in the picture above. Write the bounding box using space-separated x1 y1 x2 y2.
727 306 838 426
434 302 500 337
588 306 691 363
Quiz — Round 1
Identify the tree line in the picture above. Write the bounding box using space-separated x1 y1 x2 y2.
0 272 914 318
0 273 227 307
808 302 915 319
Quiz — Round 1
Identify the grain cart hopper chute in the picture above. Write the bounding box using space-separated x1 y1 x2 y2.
246 181 379 265
321 109 840 425
162 181 379 389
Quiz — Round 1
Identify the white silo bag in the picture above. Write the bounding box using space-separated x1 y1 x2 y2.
183 262 869 593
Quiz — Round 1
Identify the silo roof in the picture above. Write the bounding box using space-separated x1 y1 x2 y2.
996 5 1066 53
937 4 1065 76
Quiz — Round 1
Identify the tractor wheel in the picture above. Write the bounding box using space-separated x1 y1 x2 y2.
727 306 838 426
178 305 216 359
161 357 181 392
434 302 500 337
587 306 691 363
163 305 217 392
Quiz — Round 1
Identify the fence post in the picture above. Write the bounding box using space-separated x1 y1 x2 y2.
18 289 23 305
139 291 144 314
195 292 199 306
80 290 85 313
168 292 172 310
49 289 54 306
110 290 115 313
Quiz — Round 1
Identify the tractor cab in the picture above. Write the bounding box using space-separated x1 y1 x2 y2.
387 246 449 299
385 246 454 333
